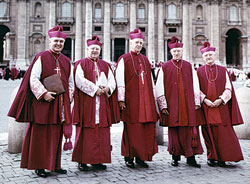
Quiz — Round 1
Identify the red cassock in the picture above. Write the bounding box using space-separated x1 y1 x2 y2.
197 64 243 162
161 60 203 157
8 50 72 171
72 59 120 164
117 52 158 161
10 67 19 80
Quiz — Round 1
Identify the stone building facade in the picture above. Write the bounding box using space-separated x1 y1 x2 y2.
0 0 250 72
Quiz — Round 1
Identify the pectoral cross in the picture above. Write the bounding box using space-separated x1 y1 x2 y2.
55 66 60 74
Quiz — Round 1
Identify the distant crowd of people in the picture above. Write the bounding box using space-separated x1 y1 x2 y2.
0 66 25 80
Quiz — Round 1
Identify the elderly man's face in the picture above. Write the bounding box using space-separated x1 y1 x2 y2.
130 38 143 53
87 45 101 60
203 51 216 65
170 48 183 61
49 38 65 53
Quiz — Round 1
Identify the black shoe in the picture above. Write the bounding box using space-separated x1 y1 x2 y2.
135 157 149 168
218 161 226 167
207 159 216 167
78 163 89 171
35 169 49 178
124 157 135 168
187 156 201 168
171 155 180 167
171 159 179 167
91 164 107 170
55 168 67 174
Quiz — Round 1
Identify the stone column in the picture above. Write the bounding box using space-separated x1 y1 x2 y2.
85 0 93 57
71 39 75 62
148 0 155 62
16 0 27 70
246 2 250 66
75 0 83 61
210 2 220 60
112 39 115 62
49 0 56 29
182 1 190 60
125 39 128 53
103 0 111 62
242 40 247 66
5 32 11 60
164 40 168 61
129 0 136 31
157 0 164 62
182 1 190 61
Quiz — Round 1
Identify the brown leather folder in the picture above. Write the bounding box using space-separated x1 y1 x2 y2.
43 73 65 95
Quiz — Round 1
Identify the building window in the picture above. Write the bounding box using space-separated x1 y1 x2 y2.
116 3 124 18
95 3 102 19
169 28 177 33
139 27 145 32
138 4 145 19
168 3 177 19
94 26 102 31
196 5 203 20
0 2 7 17
229 5 237 21
35 2 42 18
61 2 71 18
63 26 70 31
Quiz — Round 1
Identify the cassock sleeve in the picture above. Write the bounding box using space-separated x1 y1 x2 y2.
192 66 201 106
200 91 206 103
75 64 99 97
106 68 116 97
219 71 232 104
155 68 167 110
68 65 74 102
29 56 48 100
115 58 125 102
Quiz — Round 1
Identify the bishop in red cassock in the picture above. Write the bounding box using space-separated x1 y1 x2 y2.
72 36 120 171
155 36 203 168
8 26 74 177
115 29 158 168
197 42 243 167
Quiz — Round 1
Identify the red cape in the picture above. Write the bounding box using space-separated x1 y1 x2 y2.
72 59 120 127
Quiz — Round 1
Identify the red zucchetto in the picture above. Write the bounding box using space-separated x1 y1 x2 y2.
200 41 216 55
48 25 67 40
129 28 145 40
87 36 102 47
168 36 183 50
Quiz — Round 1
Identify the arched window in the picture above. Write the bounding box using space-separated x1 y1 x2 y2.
196 5 203 20
116 3 124 18
168 4 176 19
35 2 42 18
0 2 7 17
138 4 145 19
229 5 237 21
61 2 71 18
94 3 102 19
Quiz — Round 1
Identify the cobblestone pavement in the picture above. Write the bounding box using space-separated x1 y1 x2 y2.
0 125 250 184
0 80 250 184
